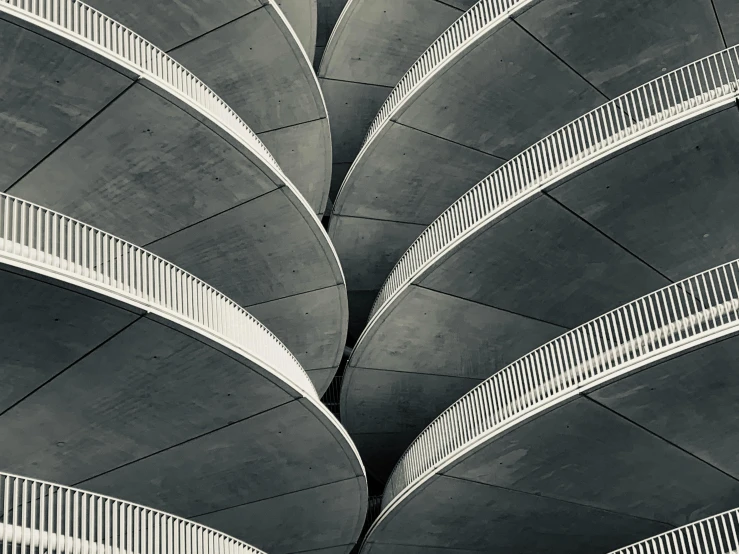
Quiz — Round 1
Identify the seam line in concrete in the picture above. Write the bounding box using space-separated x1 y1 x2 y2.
0 314 145 420
257 116 327 136
142 188 279 249
350 366 486 381
244 283 338 308
330 213 429 226
414 284 571 330
73 398 298 487
441 474 674 527
166 5 265 54
583 395 739 485
511 19 611 102
709 0 729 48
368 541 491 553
4 79 138 194
319 76 394 89
289 543 354 554
187 476 358 519
391 120 509 161
432 0 466 11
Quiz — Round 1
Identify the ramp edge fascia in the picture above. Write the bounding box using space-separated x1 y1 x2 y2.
363 257 739 550
0 471 266 554
0 0 344 282
356 45 739 343
609 505 739 554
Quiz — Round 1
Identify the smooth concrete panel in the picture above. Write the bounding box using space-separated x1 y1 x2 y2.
517 0 726 97
275 0 317 60
82 0 262 51
147 190 337 307
590 333 739 480
246 285 345 374
82 400 356 515
342 368 481 435
319 0 463 86
0 317 291 485
170 7 323 134
320 79 390 164
334 122 503 223
396 22 606 159
258 118 330 213
349 433 419 483
445 397 739 526
0 269 138 413
330 215 424 292
372 475 670 552
352 285 566 377
308 368 336 394
420 195 670 328
194 478 364 553
11 83 275 245
714 0 739 45
0 20 130 189
550 109 739 282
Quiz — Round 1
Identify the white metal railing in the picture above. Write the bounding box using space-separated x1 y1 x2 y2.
0 472 265 554
0 193 317 399
369 45 739 321
361 0 529 147
610 506 739 554
0 0 280 173
382 258 739 508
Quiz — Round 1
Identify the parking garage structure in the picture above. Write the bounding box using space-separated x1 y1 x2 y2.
360 258 739 553
0 0 346 394
329 0 737 339
340 46 739 480
0 193 367 554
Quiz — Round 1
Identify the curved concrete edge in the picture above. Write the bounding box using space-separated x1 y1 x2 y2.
330 0 533 215
277 0 318 62
352 45 739 356
0 192 367 548
364 256 739 550
0 471 266 554
316 0 359 77
0 0 341 279
609 506 739 554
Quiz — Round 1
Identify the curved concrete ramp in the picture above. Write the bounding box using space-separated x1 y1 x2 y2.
360 258 739 553
83 0 327 215
341 46 739 480
0 194 366 554
314 0 348 68
0 0 345 394
330 0 735 338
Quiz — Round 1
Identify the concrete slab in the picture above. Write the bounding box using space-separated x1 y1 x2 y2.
194 478 365 554
364 546 479 554
419 195 670 328
275 0 317 60
715 0 739 45
308 368 337 394
516 0 727 97
333 121 505 223
0 19 130 189
446 396 739 525
350 286 566 377
550 108 739 283
369 475 670 552
395 21 606 159
9 83 276 246
0 268 138 413
590 333 739 480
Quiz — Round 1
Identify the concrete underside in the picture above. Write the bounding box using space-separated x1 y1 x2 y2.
330 0 735 339
83 0 329 215
342 104 739 481
0 265 365 554
363 328 739 553
0 16 344 393
318 0 478 215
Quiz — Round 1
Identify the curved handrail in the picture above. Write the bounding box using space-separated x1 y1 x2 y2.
0 192 317 399
360 0 529 149
610 505 739 554
381 257 739 511
368 45 739 322
0 0 281 175
0 471 265 554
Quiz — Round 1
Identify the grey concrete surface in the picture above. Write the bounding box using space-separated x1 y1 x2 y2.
341 96 739 481
0 14 346 392
364 322 739 552
330 0 732 337
0 265 365 554
314 0 349 69
83 0 328 215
